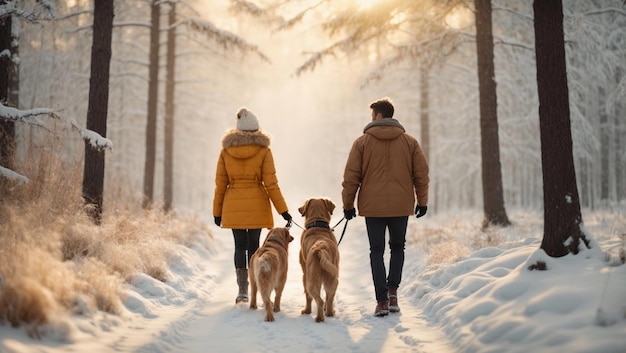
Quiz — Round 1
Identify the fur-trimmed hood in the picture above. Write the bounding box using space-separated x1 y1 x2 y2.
222 129 271 148
221 129 271 160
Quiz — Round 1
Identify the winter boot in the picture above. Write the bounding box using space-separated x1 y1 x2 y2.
388 287 400 313
374 300 389 317
235 268 249 304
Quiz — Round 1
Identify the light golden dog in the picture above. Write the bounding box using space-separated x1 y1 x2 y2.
249 227 294 322
298 198 340 322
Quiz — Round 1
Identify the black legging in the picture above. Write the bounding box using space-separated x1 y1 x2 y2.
232 228 261 269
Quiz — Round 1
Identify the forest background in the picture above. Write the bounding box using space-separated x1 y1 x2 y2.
3 0 624 219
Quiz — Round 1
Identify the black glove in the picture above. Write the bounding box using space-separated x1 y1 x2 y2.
415 205 427 219
344 208 356 220
281 212 292 221
214 216 221 226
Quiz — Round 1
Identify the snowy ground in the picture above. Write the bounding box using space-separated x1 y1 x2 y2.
1 209 625 352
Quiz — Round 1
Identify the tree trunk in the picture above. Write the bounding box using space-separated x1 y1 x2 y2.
83 0 114 224
533 0 589 257
600 87 609 203
0 12 18 180
419 64 430 162
617 114 624 202
163 2 176 212
474 0 510 227
142 0 160 209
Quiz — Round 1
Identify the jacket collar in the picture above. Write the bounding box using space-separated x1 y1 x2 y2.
222 129 271 148
363 118 405 133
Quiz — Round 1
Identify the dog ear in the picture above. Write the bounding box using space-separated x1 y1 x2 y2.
282 228 294 242
324 198 336 215
298 199 309 216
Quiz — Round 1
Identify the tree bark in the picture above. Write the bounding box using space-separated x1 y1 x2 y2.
163 2 176 212
83 0 114 224
142 0 160 209
533 0 589 257
0 12 18 179
419 64 430 163
474 0 510 227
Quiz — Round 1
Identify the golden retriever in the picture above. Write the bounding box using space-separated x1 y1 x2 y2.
249 227 294 322
298 198 340 322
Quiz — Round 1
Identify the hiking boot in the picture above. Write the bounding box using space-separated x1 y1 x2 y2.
388 287 400 313
235 268 249 304
374 300 389 317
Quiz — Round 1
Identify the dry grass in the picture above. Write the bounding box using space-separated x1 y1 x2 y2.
0 155 213 336
407 212 509 266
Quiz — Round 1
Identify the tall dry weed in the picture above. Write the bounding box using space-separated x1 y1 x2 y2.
408 213 508 267
0 154 213 336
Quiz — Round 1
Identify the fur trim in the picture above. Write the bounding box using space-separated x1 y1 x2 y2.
222 129 271 148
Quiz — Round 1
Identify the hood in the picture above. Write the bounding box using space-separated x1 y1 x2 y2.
221 129 271 159
363 118 406 140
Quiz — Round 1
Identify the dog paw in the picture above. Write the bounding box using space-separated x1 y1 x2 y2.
315 316 325 323
264 315 275 322
301 309 311 315
273 306 281 313
250 304 257 309
326 310 335 317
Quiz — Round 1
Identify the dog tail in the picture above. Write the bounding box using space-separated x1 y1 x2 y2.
312 243 339 277
256 253 272 273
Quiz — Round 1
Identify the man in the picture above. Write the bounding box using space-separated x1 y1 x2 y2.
342 98 429 317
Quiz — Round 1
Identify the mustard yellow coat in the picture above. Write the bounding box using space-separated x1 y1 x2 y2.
213 129 288 229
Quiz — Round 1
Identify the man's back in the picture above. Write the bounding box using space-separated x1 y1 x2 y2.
342 118 429 218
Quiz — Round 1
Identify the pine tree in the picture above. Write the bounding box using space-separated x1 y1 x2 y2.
533 0 590 257
83 0 114 224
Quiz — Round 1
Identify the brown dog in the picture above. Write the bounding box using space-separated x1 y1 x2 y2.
249 227 294 322
298 198 340 322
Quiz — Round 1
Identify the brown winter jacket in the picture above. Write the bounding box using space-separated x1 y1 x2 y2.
342 118 429 217
213 129 288 229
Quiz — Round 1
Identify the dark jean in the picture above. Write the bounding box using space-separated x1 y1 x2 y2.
365 216 408 302
232 228 261 269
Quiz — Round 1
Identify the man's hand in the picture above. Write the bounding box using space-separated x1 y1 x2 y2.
214 216 221 226
344 208 357 220
415 206 428 219
281 211 292 221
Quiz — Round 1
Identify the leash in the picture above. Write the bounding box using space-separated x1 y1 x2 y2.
334 217 349 246
287 217 350 246
287 219 305 230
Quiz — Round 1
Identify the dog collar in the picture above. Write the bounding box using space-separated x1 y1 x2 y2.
305 221 330 229
266 238 284 246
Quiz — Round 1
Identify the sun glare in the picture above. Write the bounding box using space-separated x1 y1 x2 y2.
445 6 473 29
356 0 381 10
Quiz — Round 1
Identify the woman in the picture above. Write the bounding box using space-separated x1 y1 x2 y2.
213 107 292 304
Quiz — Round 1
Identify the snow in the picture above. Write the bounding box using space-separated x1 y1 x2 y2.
0 166 28 184
1 209 624 352
0 104 112 181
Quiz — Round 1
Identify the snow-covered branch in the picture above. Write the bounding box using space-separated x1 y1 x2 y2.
229 0 268 18
0 0 56 21
0 103 112 182
295 26 385 76
182 18 270 63
69 119 113 151
0 103 53 126
0 103 112 151
582 7 626 17
493 6 533 22
0 165 28 184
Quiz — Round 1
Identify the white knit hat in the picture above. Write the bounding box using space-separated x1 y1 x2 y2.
236 107 259 131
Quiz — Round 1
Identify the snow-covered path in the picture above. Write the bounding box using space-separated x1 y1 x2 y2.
173 220 453 353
